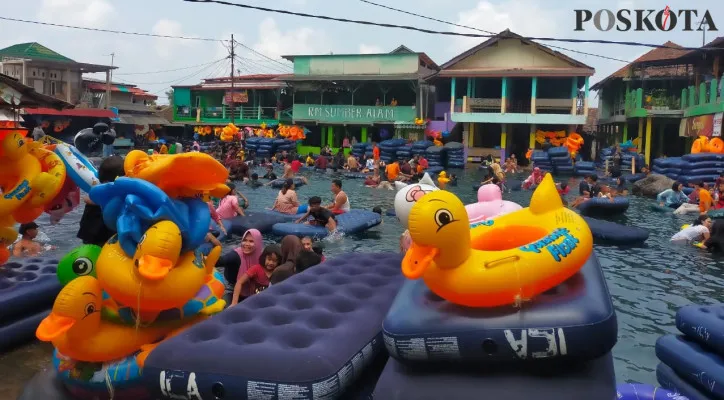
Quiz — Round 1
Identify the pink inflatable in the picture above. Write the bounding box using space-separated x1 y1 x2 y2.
45 178 81 224
465 184 522 224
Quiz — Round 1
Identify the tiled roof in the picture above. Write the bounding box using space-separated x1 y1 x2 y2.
0 42 75 63
591 41 691 90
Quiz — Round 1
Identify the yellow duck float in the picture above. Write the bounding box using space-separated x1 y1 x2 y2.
0 131 66 264
403 174 593 307
36 276 188 364
123 150 229 199
97 220 222 317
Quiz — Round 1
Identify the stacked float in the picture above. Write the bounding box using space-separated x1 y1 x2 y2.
548 146 575 175
351 141 367 158
425 145 446 174
622 152 646 172
655 304 724 399
376 175 618 400
411 140 433 157
444 142 465 169
21 150 230 400
530 150 552 172
245 137 296 159
661 153 723 184
379 138 408 164
574 161 597 176
652 157 683 180
396 143 413 161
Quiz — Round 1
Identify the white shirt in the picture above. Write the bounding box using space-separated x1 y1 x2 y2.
671 225 708 242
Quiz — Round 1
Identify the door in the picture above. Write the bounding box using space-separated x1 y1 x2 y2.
33 79 44 94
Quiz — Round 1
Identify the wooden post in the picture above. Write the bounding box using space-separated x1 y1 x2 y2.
644 116 652 165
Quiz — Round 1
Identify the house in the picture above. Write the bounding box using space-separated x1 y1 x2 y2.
592 38 723 162
428 29 595 161
283 45 438 154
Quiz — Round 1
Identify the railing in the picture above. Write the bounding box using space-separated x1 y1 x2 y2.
624 88 682 114
681 74 723 109
175 105 280 121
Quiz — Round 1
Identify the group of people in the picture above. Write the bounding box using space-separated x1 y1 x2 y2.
657 176 724 216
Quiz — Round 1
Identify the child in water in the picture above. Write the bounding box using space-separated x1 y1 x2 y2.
77 156 125 246
231 245 282 305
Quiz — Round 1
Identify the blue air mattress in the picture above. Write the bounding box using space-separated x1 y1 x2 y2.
656 363 708 400
344 172 367 179
616 383 686 400
143 253 405 400
547 147 570 157
676 304 724 355
683 153 724 162
583 217 649 246
679 174 719 184
0 308 50 351
576 161 596 170
624 173 647 183
383 254 617 364
372 353 616 400
656 334 724 399
272 209 382 238
0 257 60 321
578 196 630 217
253 209 307 222
426 166 444 175
269 177 306 188
229 211 292 235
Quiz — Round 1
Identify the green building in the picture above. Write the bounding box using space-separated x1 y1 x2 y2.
283 45 438 155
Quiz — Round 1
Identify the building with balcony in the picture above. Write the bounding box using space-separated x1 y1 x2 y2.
428 30 594 161
592 38 723 163
172 74 292 127
284 46 438 155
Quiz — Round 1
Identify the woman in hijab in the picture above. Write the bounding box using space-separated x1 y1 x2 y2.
522 167 544 190
218 229 264 300
271 235 302 283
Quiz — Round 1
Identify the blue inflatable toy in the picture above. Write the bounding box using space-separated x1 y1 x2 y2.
89 177 210 256
617 383 687 400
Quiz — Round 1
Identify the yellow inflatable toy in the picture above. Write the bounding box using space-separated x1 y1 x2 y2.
123 150 229 199
36 276 190 363
220 123 240 142
97 221 221 315
691 136 710 154
403 173 593 307
437 171 450 186
0 131 66 264
566 133 584 157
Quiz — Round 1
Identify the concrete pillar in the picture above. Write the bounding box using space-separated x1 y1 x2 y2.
531 77 537 115
65 68 72 103
529 123 537 149
500 123 507 161
571 77 578 115
501 77 508 114
583 76 590 117
450 78 456 115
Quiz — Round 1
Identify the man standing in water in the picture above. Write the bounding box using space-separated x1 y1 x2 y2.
326 179 350 214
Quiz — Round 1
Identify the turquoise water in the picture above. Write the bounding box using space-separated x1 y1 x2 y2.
33 166 724 386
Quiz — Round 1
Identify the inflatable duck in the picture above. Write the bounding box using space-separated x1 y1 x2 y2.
36 276 185 363
466 184 523 224
394 173 440 228
403 174 593 307
97 221 221 314
123 150 229 199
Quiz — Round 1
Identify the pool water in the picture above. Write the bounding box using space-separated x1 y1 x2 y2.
14 166 724 389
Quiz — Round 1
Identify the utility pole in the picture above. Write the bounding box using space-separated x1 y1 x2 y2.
105 53 114 109
230 34 235 124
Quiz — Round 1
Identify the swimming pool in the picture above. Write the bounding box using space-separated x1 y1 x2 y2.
26 166 724 386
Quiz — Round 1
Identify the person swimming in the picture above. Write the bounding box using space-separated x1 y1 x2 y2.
12 222 51 257
671 215 711 244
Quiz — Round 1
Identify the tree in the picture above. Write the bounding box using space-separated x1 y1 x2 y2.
165 89 174 107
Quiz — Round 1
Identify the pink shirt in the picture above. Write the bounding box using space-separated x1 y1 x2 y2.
216 195 239 219
273 190 299 214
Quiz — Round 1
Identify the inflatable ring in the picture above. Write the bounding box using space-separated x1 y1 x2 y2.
27 142 66 207
691 136 710 154
53 142 99 193
710 137 724 154
53 349 147 397
403 173 593 307
0 132 41 216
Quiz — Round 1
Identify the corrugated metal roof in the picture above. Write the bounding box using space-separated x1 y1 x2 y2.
0 42 75 63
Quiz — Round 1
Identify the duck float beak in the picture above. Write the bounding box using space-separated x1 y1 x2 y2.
36 313 76 341
137 255 174 280
402 243 438 279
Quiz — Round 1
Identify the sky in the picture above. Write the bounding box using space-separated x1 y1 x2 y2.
0 0 721 105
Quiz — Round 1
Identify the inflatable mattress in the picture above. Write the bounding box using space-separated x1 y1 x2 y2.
272 209 382 238
269 177 306 188
383 254 617 364
616 383 686 400
143 253 405 400
676 304 724 355
656 334 724 398
656 363 707 400
583 217 649 246
0 257 61 350
578 196 630 217
229 211 293 235
372 353 616 400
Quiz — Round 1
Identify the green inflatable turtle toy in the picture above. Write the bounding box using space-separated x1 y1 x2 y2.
57 245 102 286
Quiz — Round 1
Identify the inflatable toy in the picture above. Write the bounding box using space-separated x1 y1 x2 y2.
74 124 116 155
403 173 593 307
219 123 239 142
393 173 439 228
57 245 102 286
616 383 684 400
36 276 190 363
566 133 584 157
123 150 229 199
45 177 80 224
437 171 450 186
96 232 222 315
466 184 522 224
49 140 100 193
90 177 211 257
709 137 724 153
272 209 382 238
52 349 147 398
691 136 710 154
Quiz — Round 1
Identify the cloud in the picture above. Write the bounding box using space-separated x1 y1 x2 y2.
151 19 198 60
359 44 383 54
37 0 114 28
252 17 328 60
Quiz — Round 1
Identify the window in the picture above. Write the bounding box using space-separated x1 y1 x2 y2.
50 81 57 95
